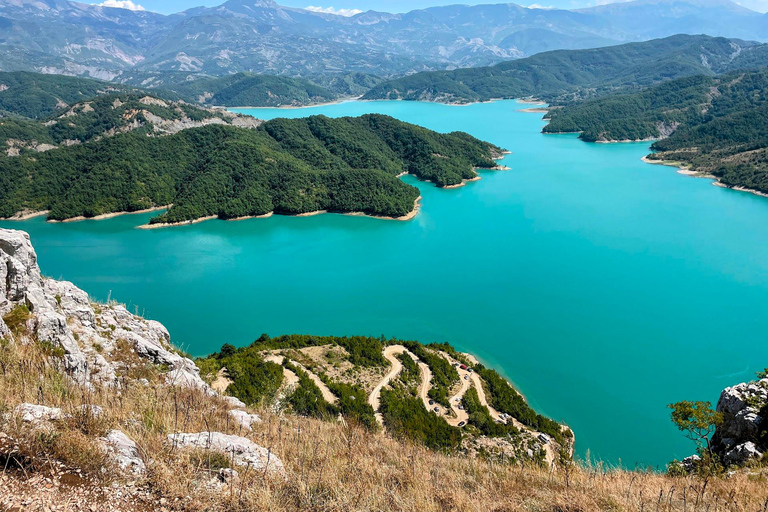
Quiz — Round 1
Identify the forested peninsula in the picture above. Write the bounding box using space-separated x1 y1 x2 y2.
0 96 503 225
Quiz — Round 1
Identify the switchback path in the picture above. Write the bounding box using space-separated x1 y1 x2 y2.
264 354 335 403
368 345 432 425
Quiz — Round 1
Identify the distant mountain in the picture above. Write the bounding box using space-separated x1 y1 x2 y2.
0 0 766 80
363 35 768 103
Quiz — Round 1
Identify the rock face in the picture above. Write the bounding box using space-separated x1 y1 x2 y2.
0 228 210 392
168 432 284 474
712 377 767 466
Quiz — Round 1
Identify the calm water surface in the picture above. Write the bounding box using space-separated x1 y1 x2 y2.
4 100 768 467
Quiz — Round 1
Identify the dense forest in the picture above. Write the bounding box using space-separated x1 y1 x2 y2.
544 69 768 194
0 105 501 222
363 35 768 104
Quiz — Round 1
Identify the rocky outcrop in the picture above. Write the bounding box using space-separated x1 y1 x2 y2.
13 404 63 424
712 376 767 466
168 432 284 474
0 228 209 391
102 430 146 475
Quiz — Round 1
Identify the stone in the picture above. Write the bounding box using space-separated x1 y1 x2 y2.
229 410 261 431
724 441 763 466
681 454 701 473
14 404 63 424
218 468 239 484
102 430 145 475
167 432 284 474
222 396 246 409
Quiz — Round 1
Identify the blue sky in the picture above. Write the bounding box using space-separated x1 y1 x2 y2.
102 0 768 15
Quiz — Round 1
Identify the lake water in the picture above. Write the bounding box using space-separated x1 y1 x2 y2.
4 99 768 468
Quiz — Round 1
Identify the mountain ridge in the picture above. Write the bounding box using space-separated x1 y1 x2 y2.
0 0 765 80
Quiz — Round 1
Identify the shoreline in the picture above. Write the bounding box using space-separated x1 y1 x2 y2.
135 196 423 229
49 206 171 223
228 96 361 110
1 210 50 221
641 155 768 200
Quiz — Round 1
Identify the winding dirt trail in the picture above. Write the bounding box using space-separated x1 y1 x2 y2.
264 354 335 403
368 345 433 425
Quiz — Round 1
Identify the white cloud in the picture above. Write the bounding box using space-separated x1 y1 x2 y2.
305 5 363 16
95 0 145 10
525 3 555 8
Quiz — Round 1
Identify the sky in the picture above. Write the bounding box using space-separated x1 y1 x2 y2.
98 0 768 15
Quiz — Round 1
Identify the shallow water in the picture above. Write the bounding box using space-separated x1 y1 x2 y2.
5 100 768 467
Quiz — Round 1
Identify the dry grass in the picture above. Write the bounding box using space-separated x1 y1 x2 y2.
2 337 768 511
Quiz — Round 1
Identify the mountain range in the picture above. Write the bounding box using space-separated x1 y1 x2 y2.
0 0 767 81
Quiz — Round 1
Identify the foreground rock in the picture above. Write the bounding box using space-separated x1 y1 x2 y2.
712 376 767 466
0 228 210 392
168 432 284 474
102 430 146 476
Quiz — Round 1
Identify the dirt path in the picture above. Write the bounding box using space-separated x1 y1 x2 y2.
368 345 433 425
211 367 233 394
264 355 301 389
416 360 433 413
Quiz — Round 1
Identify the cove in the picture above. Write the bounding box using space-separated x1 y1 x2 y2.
4 100 768 468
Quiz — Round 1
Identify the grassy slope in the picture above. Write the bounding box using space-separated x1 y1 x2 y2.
2 332 767 511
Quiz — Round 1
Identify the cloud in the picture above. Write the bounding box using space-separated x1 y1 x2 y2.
305 5 363 16
525 3 555 8
95 0 145 10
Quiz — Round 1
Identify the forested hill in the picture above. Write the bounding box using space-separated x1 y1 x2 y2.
155 72 384 108
164 73 338 108
0 114 502 224
0 72 142 119
544 69 768 194
0 93 252 156
362 35 768 104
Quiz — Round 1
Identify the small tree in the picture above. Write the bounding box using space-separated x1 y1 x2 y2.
668 400 722 457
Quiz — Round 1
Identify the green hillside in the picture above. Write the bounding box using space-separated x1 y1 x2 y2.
0 113 501 223
544 69 768 193
0 71 138 119
0 93 229 155
167 73 339 107
363 35 768 104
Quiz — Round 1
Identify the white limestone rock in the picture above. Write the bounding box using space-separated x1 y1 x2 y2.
0 228 211 393
103 429 146 475
222 396 246 409
14 403 63 424
715 378 767 441
724 441 763 466
229 410 261 431
167 432 284 474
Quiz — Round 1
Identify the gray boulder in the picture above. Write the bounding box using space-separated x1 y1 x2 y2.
103 429 146 475
724 441 764 466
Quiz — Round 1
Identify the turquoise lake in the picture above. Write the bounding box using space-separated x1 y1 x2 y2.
4 99 768 467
